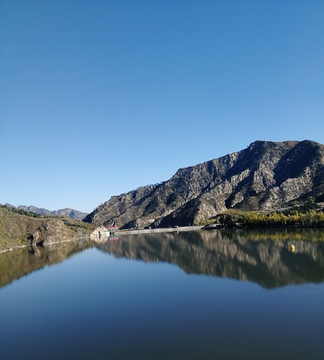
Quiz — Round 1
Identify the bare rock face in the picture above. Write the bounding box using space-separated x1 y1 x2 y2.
84 140 324 228
32 219 78 245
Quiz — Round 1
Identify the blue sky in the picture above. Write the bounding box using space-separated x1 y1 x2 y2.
1 1 323 213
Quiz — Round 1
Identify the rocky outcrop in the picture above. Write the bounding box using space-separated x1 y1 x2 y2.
84 140 324 228
0 205 94 251
31 219 78 245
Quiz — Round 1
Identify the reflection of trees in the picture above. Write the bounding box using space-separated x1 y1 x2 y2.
98 229 324 289
2 229 324 291
0 240 94 289
238 227 324 242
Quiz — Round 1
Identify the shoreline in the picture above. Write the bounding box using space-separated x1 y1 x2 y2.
0 227 202 254
0 244 30 255
0 236 91 255
116 225 203 236
2 224 324 254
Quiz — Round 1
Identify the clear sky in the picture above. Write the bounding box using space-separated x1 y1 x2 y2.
1 1 323 213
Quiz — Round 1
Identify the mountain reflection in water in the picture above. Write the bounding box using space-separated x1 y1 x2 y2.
97 229 324 289
0 240 94 289
2 229 324 290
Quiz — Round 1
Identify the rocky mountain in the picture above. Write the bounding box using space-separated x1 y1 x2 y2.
7 204 88 220
84 140 324 229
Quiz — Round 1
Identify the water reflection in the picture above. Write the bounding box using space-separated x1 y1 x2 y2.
0 239 94 289
2 229 324 360
97 229 324 289
1 229 324 290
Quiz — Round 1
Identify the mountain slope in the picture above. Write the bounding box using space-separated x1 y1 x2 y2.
84 140 324 229
0 205 94 251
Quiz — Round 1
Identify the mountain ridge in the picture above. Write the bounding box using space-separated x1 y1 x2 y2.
5 204 88 221
84 140 324 229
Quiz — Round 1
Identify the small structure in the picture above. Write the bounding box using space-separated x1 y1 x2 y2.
91 226 110 242
108 225 118 233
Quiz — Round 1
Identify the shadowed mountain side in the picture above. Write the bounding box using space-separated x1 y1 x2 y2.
97 229 324 289
0 240 94 289
84 140 324 229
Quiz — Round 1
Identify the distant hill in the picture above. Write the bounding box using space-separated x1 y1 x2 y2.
5 204 88 221
84 140 324 229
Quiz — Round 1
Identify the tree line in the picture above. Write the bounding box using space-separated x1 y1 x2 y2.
212 198 324 227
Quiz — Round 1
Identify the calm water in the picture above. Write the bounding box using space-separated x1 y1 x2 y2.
1 229 324 360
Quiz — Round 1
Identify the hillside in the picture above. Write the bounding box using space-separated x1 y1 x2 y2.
84 140 324 229
0 205 94 251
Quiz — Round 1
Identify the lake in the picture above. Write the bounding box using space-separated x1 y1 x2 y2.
1 228 324 360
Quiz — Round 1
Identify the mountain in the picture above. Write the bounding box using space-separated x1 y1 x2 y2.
8 205 88 220
83 140 324 229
